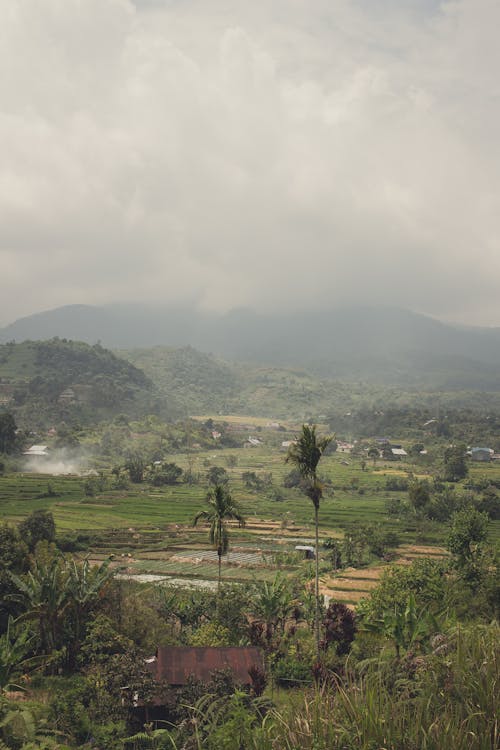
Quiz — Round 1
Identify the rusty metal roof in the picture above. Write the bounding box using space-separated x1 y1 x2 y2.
154 646 264 686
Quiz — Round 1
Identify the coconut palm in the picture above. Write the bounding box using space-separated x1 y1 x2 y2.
286 424 332 654
193 484 245 592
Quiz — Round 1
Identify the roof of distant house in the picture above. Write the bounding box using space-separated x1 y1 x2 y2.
151 647 264 686
23 445 49 456
391 448 407 456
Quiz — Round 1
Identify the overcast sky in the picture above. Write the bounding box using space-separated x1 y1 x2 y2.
1 0 499 326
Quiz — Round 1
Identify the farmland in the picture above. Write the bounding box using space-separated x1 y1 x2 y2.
2 435 499 609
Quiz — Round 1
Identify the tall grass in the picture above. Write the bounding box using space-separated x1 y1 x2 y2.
260 621 499 750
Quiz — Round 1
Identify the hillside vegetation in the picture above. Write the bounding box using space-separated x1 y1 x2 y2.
0 339 155 427
122 346 500 426
3 339 500 433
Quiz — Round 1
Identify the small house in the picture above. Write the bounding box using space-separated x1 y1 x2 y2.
470 447 493 462
149 646 264 687
391 448 407 458
23 445 49 457
247 437 262 446
295 545 315 560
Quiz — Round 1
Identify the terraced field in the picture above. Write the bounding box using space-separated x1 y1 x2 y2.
1 441 498 603
320 544 449 607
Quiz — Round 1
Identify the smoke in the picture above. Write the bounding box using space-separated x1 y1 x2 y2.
23 449 88 475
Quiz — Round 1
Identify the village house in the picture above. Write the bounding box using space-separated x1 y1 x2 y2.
23 444 49 457
148 646 264 688
129 646 264 725
469 447 493 462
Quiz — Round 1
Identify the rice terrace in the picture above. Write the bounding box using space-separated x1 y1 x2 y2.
1 416 498 607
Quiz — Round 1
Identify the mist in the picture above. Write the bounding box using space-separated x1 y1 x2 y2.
1 0 499 325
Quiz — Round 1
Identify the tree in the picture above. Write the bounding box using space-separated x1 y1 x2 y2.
9 554 71 657
193 485 245 592
19 510 56 552
409 442 425 457
286 424 332 654
362 593 439 658
447 508 488 567
0 616 37 692
443 444 468 482
0 412 17 454
207 466 229 486
321 602 356 655
408 480 431 513
0 524 28 630
125 452 146 483
367 446 380 466
9 553 113 666
249 573 295 646
150 462 183 486
65 558 114 668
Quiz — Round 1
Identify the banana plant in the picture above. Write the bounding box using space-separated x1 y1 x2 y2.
0 616 36 693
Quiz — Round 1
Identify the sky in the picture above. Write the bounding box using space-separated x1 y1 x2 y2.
1 0 499 327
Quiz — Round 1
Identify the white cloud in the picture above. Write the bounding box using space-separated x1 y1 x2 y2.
0 0 499 324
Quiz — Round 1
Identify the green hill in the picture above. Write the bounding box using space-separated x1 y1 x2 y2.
120 346 500 424
0 339 155 428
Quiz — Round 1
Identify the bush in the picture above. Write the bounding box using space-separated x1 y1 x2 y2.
385 476 409 491
283 469 302 488
150 462 183 486
57 532 95 552
273 656 312 687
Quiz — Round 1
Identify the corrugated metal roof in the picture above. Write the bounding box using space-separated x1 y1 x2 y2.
391 448 407 456
153 646 264 686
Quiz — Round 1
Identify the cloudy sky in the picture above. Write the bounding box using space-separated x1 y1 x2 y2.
1 0 499 326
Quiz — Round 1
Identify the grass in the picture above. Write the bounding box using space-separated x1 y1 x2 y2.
259 621 500 750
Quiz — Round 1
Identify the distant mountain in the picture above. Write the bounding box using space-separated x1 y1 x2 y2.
2 303 500 388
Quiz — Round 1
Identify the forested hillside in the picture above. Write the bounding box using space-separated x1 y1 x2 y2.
3 340 500 432
0 340 156 428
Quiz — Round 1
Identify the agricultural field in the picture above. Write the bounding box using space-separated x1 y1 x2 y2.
2 436 499 608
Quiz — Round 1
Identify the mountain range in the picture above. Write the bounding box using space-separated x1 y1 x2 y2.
1 303 500 389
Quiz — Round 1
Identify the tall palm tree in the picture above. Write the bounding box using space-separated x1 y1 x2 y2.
193 484 245 592
286 424 332 654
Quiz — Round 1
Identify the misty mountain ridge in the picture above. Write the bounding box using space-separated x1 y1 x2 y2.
1 303 500 388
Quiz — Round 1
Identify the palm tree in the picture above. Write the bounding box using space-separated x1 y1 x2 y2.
286 424 332 654
193 484 245 592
